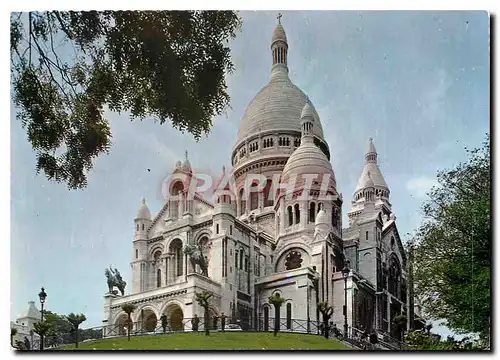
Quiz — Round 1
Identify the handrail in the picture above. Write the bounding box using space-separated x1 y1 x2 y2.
23 317 399 350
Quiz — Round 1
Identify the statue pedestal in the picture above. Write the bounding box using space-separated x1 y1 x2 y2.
103 293 120 338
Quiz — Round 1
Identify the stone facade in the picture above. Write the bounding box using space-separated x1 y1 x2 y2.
102 18 413 340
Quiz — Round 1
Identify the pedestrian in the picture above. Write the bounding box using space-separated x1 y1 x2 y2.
213 314 219 330
220 312 226 332
192 314 199 332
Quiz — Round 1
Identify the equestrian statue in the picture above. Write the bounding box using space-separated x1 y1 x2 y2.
183 243 209 277
105 266 126 296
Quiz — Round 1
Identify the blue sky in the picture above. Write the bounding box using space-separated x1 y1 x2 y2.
10 11 489 337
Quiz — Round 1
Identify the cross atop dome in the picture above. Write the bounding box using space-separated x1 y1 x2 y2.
277 13 282 24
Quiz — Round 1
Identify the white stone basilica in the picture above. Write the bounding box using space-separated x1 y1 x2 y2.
103 19 421 340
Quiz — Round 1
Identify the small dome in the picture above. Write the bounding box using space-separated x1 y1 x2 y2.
301 102 314 119
272 24 287 44
175 161 182 169
136 198 151 220
281 141 336 191
315 209 329 226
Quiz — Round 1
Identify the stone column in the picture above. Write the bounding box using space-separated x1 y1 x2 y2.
178 191 184 216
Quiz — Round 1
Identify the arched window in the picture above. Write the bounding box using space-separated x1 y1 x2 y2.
239 188 246 215
309 202 316 223
318 203 323 212
250 182 259 210
286 303 292 329
285 250 303 270
263 179 274 207
216 224 219 234
388 256 401 297
157 269 161 288
153 250 161 263
240 249 244 270
142 224 145 230
263 306 269 331
287 206 293 226
169 239 183 277
135 249 138 259
391 236 396 250
294 204 300 224
136 224 139 231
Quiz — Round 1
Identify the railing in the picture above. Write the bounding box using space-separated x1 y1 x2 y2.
17 317 401 351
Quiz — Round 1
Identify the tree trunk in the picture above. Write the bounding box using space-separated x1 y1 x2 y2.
274 305 280 336
127 315 131 341
204 308 210 336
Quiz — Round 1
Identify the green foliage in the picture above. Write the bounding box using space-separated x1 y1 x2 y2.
121 303 137 316
11 327 18 347
66 313 87 348
33 321 51 337
10 11 242 189
268 293 285 307
404 330 484 350
66 313 87 330
121 303 137 341
413 134 491 342
268 293 285 336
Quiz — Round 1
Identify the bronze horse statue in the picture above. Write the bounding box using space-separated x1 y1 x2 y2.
183 244 209 277
105 267 126 296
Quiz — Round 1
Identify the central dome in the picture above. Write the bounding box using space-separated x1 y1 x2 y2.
235 76 325 146
234 21 326 148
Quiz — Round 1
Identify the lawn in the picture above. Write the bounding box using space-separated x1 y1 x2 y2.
56 332 352 350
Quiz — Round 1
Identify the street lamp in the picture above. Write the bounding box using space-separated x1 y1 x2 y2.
38 287 47 350
341 263 350 339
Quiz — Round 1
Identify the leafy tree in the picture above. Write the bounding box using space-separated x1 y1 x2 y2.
404 330 483 350
43 311 72 347
393 313 407 341
66 313 87 348
317 302 333 339
268 293 285 337
10 327 18 347
194 291 213 336
413 134 491 343
160 314 168 333
10 11 242 189
121 303 137 341
33 321 51 350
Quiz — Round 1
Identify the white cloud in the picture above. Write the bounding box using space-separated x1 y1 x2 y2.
406 176 438 199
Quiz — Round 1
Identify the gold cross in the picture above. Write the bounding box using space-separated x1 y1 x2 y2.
277 13 282 24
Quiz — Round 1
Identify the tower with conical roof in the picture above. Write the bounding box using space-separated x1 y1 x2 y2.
132 198 152 293
348 138 392 225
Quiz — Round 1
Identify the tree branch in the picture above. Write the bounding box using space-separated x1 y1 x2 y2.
28 12 32 66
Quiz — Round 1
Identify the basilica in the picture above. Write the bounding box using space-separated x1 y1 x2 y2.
103 18 423 341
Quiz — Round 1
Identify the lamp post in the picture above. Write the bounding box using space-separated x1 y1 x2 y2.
38 287 47 351
341 263 350 339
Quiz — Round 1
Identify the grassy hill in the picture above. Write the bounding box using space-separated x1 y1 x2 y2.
56 332 352 350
